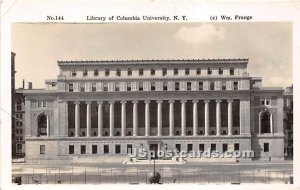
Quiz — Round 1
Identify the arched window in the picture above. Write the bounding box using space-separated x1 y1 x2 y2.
261 111 271 133
37 114 48 136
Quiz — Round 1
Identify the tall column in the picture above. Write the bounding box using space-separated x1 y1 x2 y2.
133 101 138 136
169 100 174 136
46 116 50 137
97 101 103 137
157 100 162 136
75 101 80 137
216 100 221 136
193 100 198 136
109 101 114 137
145 100 150 136
181 100 186 136
121 101 126 137
227 99 233 136
86 101 91 137
204 100 210 136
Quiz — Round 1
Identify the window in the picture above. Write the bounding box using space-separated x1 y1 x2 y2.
105 68 110 76
175 82 180 91
151 68 155 75
230 67 234 75
219 67 223 75
139 68 143 76
222 81 226 90
174 68 178 75
51 82 56 87
162 68 167 76
211 130 215 135
80 83 85 92
211 144 216 152
115 145 121 154
17 103 22 111
139 82 143 91
222 144 228 153
115 83 120 91
199 82 203 90
40 145 45 154
199 144 204 152
116 68 121 77
69 145 74 154
222 130 227 135
187 144 193 152
72 69 76 77
265 98 271 106
233 82 238 90
234 143 240 151
127 82 131 91
83 69 88 77
17 144 22 150
185 68 190 75
127 144 133 154
92 145 97 154
19 136 23 141
42 100 47 108
38 100 42 107
81 145 86 154
210 82 215 90
207 67 212 75
104 145 109 154
103 83 108 91
187 82 191 91
234 130 238 135
196 68 201 75
264 143 269 152
69 84 74 92
175 144 181 152
92 83 96 92
94 69 99 76
128 68 132 76
151 82 155 91
163 82 168 91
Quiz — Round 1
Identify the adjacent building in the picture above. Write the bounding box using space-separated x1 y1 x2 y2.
22 58 285 161
283 85 293 159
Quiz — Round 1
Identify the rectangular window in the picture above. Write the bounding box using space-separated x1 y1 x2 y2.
174 68 178 75
264 143 269 152
92 83 96 92
17 103 22 111
127 144 133 154
219 67 223 75
162 68 167 76
207 67 212 75
69 84 74 92
92 145 97 154
175 82 180 91
72 69 76 77
199 144 204 152
163 82 168 91
115 83 120 91
116 68 121 77
104 145 109 154
139 82 143 91
115 144 121 154
230 67 234 75
222 144 228 153
151 82 155 91
69 145 74 154
105 68 110 76
199 82 203 90
38 100 42 107
94 69 99 76
139 68 144 76
210 82 215 90
261 100 265 106
40 145 45 154
17 144 22 150
234 143 240 151
211 144 216 152
222 81 226 90
103 83 108 91
185 68 190 75
187 82 191 91
175 144 181 152
83 69 88 77
127 82 131 91
151 68 155 75
42 100 47 108
266 98 271 106
187 144 193 152
196 68 201 75
128 68 132 76
81 145 86 154
233 82 238 90
80 83 85 92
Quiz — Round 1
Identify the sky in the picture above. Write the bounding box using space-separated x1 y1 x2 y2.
11 22 292 89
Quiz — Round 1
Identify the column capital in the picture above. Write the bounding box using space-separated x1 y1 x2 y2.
132 100 138 104
144 100 150 104
216 99 222 103
192 100 198 103
204 100 210 103
121 100 127 104
74 101 80 105
86 101 92 104
109 101 115 104
180 100 187 104
156 100 163 104
168 100 175 104
97 101 103 104
227 99 233 103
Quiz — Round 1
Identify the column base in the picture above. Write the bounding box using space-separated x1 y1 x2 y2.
181 134 186 136
193 134 198 136
145 134 149 137
169 134 174 137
